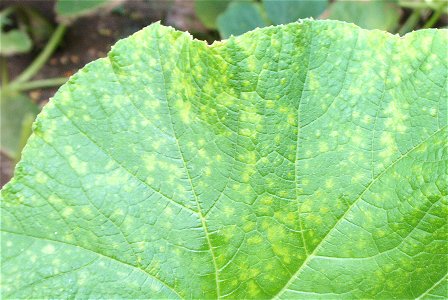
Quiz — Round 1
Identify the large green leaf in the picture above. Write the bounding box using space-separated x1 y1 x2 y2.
1 20 447 299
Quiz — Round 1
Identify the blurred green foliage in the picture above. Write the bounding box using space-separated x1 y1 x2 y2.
217 2 268 38
328 1 401 31
263 0 327 24
55 0 110 23
195 0 447 38
0 0 116 164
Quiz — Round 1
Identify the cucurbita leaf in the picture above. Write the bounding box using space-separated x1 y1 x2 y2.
1 20 447 299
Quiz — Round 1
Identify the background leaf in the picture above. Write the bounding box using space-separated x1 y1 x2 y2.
194 0 232 29
217 2 269 38
55 0 110 21
0 29 32 56
15 6 54 46
0 91 39 159
262 0 328 25
328 0 401 31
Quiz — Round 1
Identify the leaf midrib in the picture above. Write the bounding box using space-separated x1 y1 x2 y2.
152 33 221 298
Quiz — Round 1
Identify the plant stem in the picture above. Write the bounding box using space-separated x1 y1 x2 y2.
1 56 9 86
398 9 422 35
423 5 446 29
13 24 67 84
8 77 67 92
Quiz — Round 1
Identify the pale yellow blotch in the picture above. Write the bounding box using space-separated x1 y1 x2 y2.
143 154 156 172
376 229 386 238
319 207 329 214
308 72 320 90
287 113 296 127
272 243 291 264
204 167 212 176
248 280 260 296
223 206 235 217
279 106 288 113
164 206 173 217
349 87 362 96
243 221 256 232
379 132 398 159
64 145 74 154
351 135 362 145
69 156 88 175
48 194 64 206
61 207 74 218
221 226 236 242
429 108 437 117
239 128 255 137
113 208 125 216
241 151 257 164
267 225 285 241
248 56 257 71
247 234 263 245
106 172 124 185
266 100 275 109
176 99 192 124
384 101 408 132
35 171 49 184
325 178 334 188
198 149 207 158
330 130 339 137
42 244 55 254
319 141 329 152
260 196 273 205
301 199 312 212
351 172 366 183
81 207 94 218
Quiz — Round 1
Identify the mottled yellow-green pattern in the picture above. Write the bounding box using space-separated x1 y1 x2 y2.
1 20 447 299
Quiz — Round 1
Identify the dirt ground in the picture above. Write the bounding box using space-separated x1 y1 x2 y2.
0 0 211 186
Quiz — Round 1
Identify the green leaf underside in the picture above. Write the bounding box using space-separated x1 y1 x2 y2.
1 20 447 299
